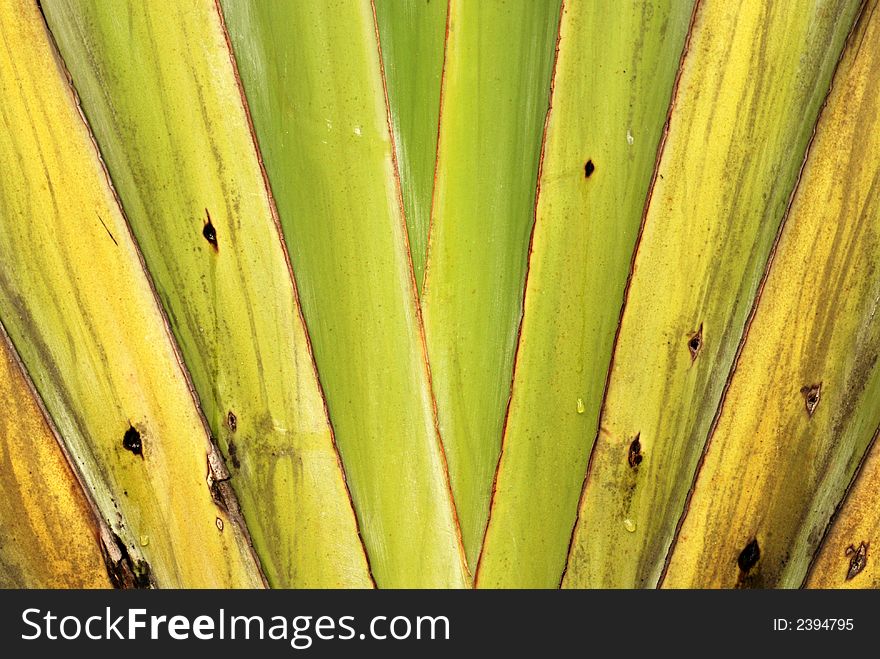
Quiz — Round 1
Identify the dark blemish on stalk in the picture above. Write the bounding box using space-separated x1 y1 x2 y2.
203 208 218 249
96 213 118 246
208 474 225 510
627 434 643 468
584 160 595 178
206 446 231 512
737 538 760 573
102 533 152 589
227 440 241 469
687 325 703 361
801 383 822 417
227 411 237 432
122 425 142 457
130 559 151 588
845 542 868 580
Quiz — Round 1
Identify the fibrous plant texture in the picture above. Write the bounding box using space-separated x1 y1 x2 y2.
0 0 878 589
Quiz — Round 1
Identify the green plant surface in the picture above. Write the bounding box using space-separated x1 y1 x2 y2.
221 0 470 588
42 0 373 589
374 0 447 292
563 0 863 589
0 0 264 588
474 0 694 588
663 0 880 588
0 323 111 588
420 0 562 570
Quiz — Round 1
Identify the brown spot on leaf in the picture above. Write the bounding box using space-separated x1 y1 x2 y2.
203 208 218 249
122 425 142 457
627 434 643 468
584 160 595 178
206 445 231 512
801 383 821 417
227 440 241 469
845 542 868 580
101 533 152 589
227 410 238 432
738 538 760 573
687 325 703 361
